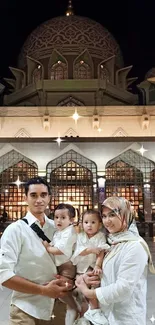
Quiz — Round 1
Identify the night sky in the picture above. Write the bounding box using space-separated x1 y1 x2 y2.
0 0 155 84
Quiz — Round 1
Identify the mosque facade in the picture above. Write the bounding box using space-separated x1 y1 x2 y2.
0 2 155 223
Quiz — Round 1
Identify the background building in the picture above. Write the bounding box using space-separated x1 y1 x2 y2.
0 2 155 223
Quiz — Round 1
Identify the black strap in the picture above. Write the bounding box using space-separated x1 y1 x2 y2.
22 218 51 243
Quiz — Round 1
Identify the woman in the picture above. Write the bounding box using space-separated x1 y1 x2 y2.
75 196 155 325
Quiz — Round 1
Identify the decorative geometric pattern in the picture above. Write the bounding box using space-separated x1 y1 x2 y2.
64 128 79 137
46 149 98 211
112 127 128 137
50 62 67 80
15 128 30 138
18 16 123 69
74 62 92 79
57 96 84 106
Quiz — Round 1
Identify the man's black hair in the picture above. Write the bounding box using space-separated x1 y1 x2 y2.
24 177 51 195
54 203 75 219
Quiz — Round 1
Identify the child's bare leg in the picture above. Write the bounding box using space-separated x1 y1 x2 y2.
61 291 80 313
73 287 88 316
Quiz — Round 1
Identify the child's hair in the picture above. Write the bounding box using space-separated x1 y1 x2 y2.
54 203 75 219
82 209 102 223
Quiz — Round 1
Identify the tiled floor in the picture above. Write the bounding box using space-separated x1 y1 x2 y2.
0 237 155 325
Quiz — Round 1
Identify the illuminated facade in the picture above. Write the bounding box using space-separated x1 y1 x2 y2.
0 3 155 222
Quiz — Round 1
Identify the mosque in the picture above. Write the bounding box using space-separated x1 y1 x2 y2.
0 0 155 224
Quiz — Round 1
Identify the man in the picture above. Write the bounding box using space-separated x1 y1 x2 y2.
0 177 71 325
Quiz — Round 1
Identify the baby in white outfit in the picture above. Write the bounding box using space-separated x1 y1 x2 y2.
71 209 110 325
43 203 79 325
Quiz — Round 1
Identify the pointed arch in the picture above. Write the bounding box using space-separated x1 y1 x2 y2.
98 65 110 82
98 56 115 83
46 149 98 213
57 96 85 106
105 149 155 219
27 56 44 84
32 66 42 83
48 49 68 80
0 150 38 221
73 49 93 79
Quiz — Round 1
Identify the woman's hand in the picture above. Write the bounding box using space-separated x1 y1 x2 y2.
75 276 96 299
83 271 100 287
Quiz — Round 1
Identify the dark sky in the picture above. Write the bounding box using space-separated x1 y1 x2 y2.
0 0 155 84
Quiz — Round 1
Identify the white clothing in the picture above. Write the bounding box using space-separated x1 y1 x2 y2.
71 231 109 273
0 211 57 320
129 220 139 236
95 232 148 325
51 225 77 266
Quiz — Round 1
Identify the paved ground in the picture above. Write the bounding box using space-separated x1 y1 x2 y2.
0 237 155 325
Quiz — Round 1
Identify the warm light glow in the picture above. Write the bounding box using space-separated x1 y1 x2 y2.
72 110 80 122
17 201 27 206
97 128 102 132
137 145 148 156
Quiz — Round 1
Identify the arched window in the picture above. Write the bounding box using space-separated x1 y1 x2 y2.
74 62 92 79
32 66 42 83
0 150 38 221
50 62 67 80
46 149 98 215
99 65 110 82
105 149 155 221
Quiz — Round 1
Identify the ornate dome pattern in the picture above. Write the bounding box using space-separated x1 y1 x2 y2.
18 16 123 68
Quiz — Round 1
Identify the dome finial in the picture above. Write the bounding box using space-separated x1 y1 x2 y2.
66 0 74 16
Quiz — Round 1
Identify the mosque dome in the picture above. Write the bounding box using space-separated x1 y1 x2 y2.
18 15 123 69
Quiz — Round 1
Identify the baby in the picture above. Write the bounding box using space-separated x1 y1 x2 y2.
71 209 110 325
43 203 80 325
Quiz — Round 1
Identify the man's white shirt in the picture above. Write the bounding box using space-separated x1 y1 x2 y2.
0 212 57 320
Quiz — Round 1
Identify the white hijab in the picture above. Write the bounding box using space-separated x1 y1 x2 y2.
102 196 155 274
